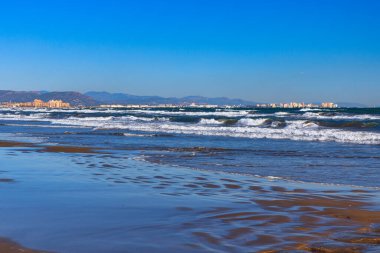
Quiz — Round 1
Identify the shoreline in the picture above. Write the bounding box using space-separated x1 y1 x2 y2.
0 238 49 253
0 140 380 252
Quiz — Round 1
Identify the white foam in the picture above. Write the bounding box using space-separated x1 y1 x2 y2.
128 109 252 118
123 133 154 137
274 112 290 116
0 113 51 121
120 116 169 122
299 108 323 112
302 112 380 120
67 116 114 121
45 116 380 144
199 118 224 125
238 118 268 126
1 109 380 145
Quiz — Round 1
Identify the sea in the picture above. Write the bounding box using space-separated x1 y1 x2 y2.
1 106 379 188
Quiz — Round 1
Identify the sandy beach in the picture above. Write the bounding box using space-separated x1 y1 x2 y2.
0 140 379 252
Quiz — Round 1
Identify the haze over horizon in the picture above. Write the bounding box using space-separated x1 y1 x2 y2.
1 0 379 105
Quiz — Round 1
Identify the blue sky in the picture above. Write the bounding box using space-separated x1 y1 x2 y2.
0 0 379 104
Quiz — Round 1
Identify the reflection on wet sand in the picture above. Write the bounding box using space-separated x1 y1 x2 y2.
0 140 379 252
68 149 380 252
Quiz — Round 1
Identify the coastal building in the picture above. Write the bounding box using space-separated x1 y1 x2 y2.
321 102 338 108
254 102 337 109
2 99 71 108
99 103 220 109
189 103 218 108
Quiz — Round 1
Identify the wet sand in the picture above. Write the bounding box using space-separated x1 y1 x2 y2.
0 140 99 153
0 140 379 252
0 238 48 253
42 145 98 154
0 140 35 147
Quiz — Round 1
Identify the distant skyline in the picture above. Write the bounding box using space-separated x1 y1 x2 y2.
0 0 379 106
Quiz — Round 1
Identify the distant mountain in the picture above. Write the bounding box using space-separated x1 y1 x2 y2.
85 91 256 106
39 92 98 106
5 90 369 108
0 90 256 107
0 90 98 106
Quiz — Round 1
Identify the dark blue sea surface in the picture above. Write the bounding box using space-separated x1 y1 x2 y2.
0 107 379 188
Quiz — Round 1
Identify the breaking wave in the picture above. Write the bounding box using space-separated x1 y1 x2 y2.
302 112 380 120
1 108 380 145
44 117 380 145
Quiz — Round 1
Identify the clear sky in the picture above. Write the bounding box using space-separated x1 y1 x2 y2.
0 0 379 105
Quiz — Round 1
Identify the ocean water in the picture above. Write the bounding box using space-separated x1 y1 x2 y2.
0 107 379 188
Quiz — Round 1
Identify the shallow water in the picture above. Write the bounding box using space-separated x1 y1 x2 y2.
1 147 380 252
